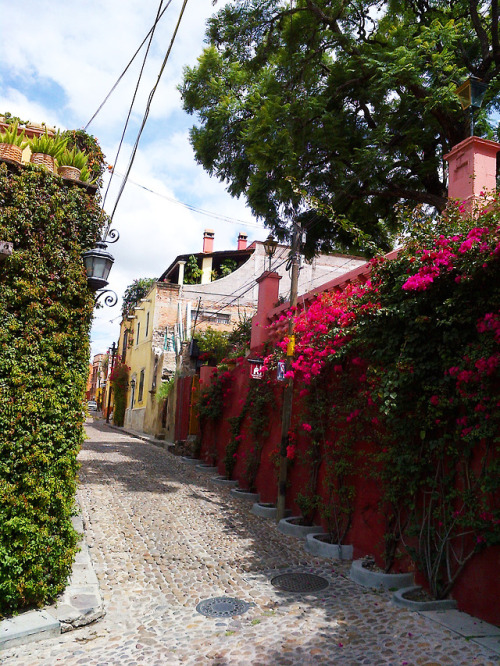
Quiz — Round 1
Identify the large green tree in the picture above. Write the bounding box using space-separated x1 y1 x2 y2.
181 0 500 256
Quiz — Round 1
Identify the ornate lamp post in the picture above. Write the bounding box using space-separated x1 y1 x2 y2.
82 228 119 306
105 341 117 424
456 76 488 136
263 234 278 271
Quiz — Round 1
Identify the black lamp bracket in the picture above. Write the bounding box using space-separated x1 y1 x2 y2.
103 228 119 244
95 289 118 307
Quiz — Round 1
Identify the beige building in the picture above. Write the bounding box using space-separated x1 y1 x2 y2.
117 230 365 439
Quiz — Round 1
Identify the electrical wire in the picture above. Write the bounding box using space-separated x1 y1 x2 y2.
84 2 173 131
110 171 265 229
106 0 190 233
102 0 168 213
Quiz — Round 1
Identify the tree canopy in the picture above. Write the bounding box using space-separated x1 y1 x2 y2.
180 0 500 256
121 277 157 317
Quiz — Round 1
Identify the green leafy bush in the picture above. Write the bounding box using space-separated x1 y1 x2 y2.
0 156 105 615
109 363 130 427
121 277 156 318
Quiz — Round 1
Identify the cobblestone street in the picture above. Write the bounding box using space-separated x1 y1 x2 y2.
3 421 498 665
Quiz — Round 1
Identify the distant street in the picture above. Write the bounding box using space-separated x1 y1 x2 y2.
3 420 496 665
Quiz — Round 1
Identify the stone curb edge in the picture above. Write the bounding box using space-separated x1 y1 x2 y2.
0 513 104 651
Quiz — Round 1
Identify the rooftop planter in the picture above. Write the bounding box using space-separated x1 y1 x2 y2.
29 130 67 173
0 122 27 164
58 147 88 181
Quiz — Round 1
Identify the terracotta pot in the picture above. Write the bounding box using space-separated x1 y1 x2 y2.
58 165 81 180
0 143 22 163
30 152 56 172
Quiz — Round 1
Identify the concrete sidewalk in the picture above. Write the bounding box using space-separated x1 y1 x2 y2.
0 513 104 651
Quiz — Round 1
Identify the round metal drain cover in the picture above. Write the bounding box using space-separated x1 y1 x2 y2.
196 596 252 618
271 572 329 593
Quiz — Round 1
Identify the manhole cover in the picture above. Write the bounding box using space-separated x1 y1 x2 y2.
196 597 253 618
271 572 329 593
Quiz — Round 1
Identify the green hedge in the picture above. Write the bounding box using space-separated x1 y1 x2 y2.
0 161 104 615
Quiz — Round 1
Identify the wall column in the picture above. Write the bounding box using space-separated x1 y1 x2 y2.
250 271 281 352
444 136 500 215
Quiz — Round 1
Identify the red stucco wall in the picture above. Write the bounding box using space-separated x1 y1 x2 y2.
193 360 500 626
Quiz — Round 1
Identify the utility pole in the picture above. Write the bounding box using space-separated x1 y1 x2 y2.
105 341 117 424
276 223 301 521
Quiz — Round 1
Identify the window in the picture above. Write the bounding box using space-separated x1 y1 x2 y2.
122 330 128 362
145 312 150 338
138 369 145 402
199 310 230 325
136 322 141 343
164 327 174 351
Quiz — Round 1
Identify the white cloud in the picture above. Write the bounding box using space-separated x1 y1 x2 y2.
1 0 268 358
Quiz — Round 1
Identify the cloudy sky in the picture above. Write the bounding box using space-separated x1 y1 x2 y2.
0 0 267 357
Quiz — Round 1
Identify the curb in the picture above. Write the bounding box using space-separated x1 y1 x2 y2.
0 514 104 651
106 422 167 448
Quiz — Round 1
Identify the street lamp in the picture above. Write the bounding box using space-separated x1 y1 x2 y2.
263 234 278 271
82 228 119 306
456 76 488 136
105 342 117 424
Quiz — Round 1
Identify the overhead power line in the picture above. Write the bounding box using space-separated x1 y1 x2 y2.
106 0 190 231
110 171 265 229
84 1 173 130
102 0 170 213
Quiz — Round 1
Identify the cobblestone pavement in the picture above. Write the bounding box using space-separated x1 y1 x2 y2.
3 421 498 665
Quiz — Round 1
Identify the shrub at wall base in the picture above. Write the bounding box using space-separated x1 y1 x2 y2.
0 161 104 615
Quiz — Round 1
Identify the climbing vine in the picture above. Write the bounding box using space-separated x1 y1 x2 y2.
0 155 106 614
268 198 500 595
109 363 130 427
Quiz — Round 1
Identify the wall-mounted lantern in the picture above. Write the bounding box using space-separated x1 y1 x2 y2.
263 234 278 271
82 228 119 306
456 76 488 136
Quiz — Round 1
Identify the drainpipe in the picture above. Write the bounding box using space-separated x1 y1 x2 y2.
186 302 192 340
178 260 186 285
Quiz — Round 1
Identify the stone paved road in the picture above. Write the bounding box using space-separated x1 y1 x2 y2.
3 421 498 665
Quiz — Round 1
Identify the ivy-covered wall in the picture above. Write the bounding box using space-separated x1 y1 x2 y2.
0 161 104 615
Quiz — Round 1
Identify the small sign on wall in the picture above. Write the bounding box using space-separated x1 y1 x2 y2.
248 357 264 380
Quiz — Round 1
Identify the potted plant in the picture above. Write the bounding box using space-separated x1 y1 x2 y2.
29 130 67 173
78 166 98 186
0 121 28 163
57 147 88 180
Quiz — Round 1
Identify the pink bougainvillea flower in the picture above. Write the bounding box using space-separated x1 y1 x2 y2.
302 423 312 432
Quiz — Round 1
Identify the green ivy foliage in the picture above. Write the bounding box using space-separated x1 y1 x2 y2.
121 277 156 318
0 162 104 615
110 363 129 427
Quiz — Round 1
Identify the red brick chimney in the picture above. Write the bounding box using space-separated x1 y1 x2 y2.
237 232 248 250
202 229 214 253
444 136 500 214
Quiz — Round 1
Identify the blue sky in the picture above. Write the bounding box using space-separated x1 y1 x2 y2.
0 0 267 357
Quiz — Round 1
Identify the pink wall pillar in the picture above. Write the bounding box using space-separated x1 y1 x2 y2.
250 271 281 352
199 365 217 387
444 136 500 214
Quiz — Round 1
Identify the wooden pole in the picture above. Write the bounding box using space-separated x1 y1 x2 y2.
276 223 301 521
